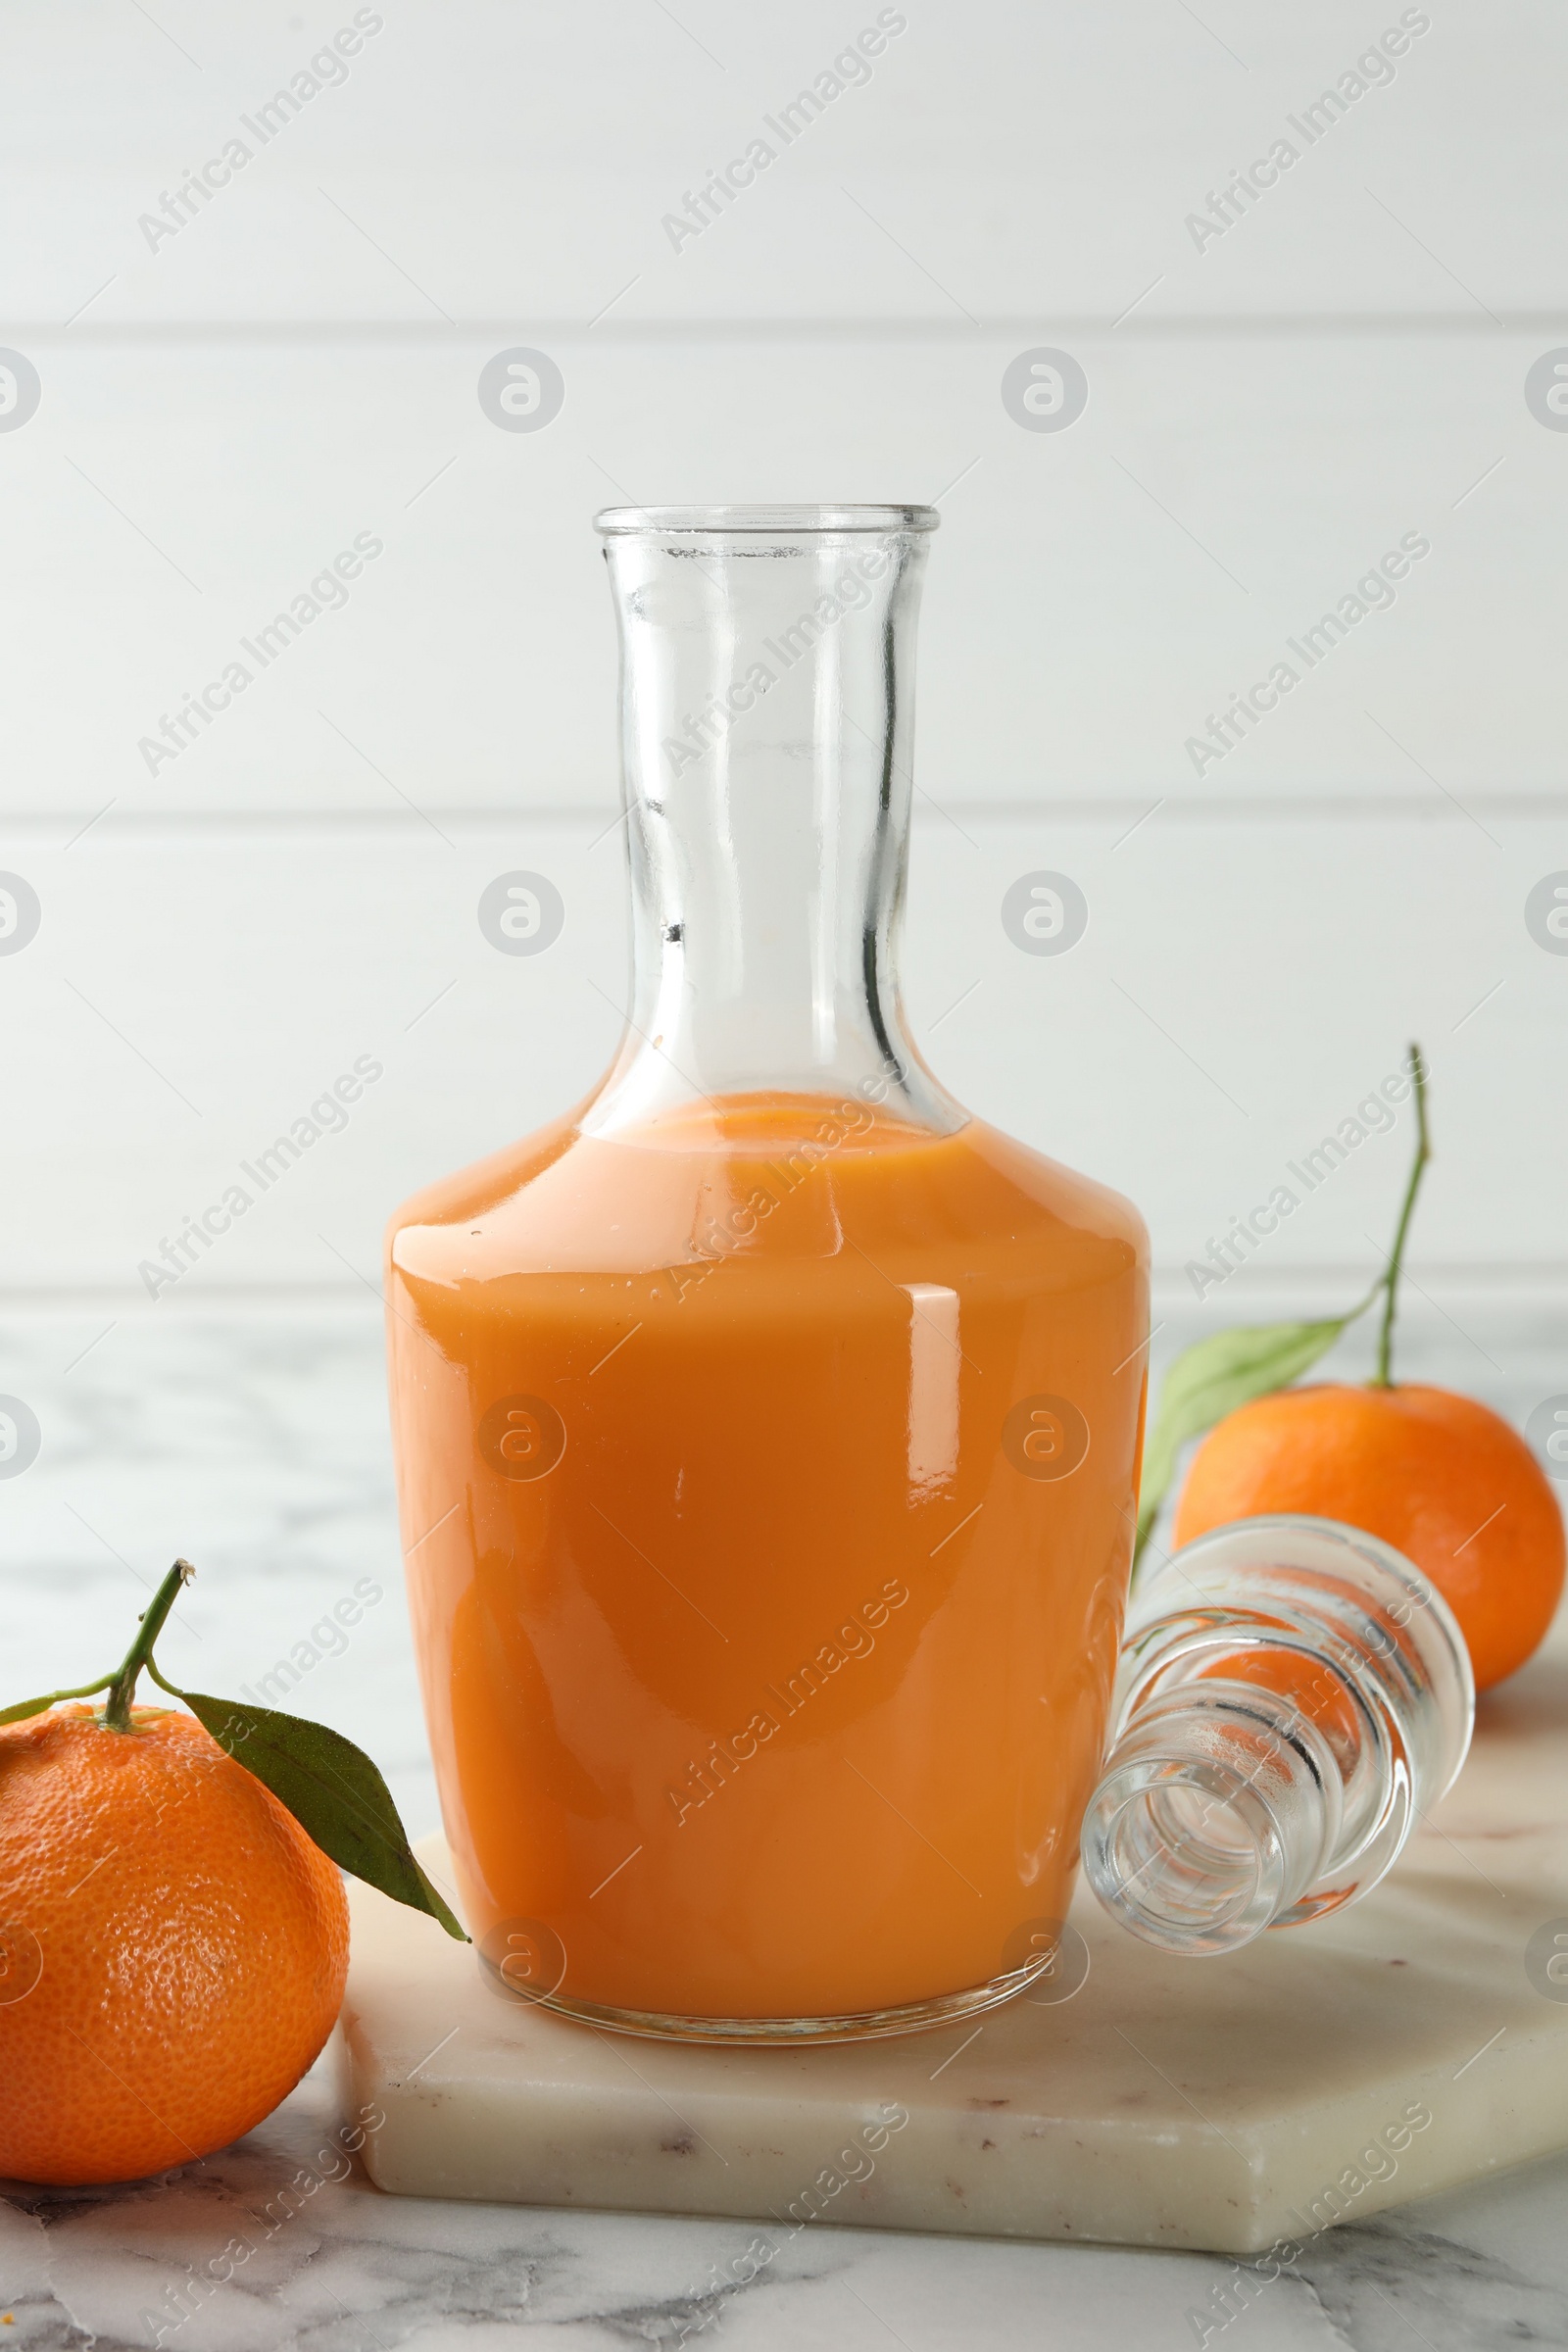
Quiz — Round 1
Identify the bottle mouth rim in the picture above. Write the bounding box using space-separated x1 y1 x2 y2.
594 504 940 536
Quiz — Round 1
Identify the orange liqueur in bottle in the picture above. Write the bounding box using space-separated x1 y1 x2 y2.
386 506 1149 2038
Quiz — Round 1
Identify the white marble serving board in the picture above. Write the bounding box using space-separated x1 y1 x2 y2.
336 1633 1568 2259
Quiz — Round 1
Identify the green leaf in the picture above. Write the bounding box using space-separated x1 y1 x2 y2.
0 1690 73 1729
0 1679 113 1729
165 1685 467 1940
1134 1316 1351 1577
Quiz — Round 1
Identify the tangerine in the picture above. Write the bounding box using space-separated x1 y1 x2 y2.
0 1702 348 2185
1173 1381 1566 1690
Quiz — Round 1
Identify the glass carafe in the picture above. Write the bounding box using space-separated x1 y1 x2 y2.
384 505 1150 2040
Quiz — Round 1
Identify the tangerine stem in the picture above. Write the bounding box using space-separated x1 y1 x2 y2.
1371 1043 1430 1390
103 1559 195 1732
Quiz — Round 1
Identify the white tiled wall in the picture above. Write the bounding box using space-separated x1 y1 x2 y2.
7 1 1566 321
3 810 1563 1295
3 0 1566 1308
4 328 1567 808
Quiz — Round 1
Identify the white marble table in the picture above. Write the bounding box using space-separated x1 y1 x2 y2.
5 2061 1568 2351
3 1292 1567 2348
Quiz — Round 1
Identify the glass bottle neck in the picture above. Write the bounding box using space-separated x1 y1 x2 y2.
582 507 962 1145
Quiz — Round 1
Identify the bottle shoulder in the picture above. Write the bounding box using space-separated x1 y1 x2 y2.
961 1118 1149 1257
386 1108 1146 1293
384 1111 577 1239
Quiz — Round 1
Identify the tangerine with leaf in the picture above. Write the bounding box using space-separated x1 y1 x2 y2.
1140 1047 1566 1690
0 1561 464 2185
